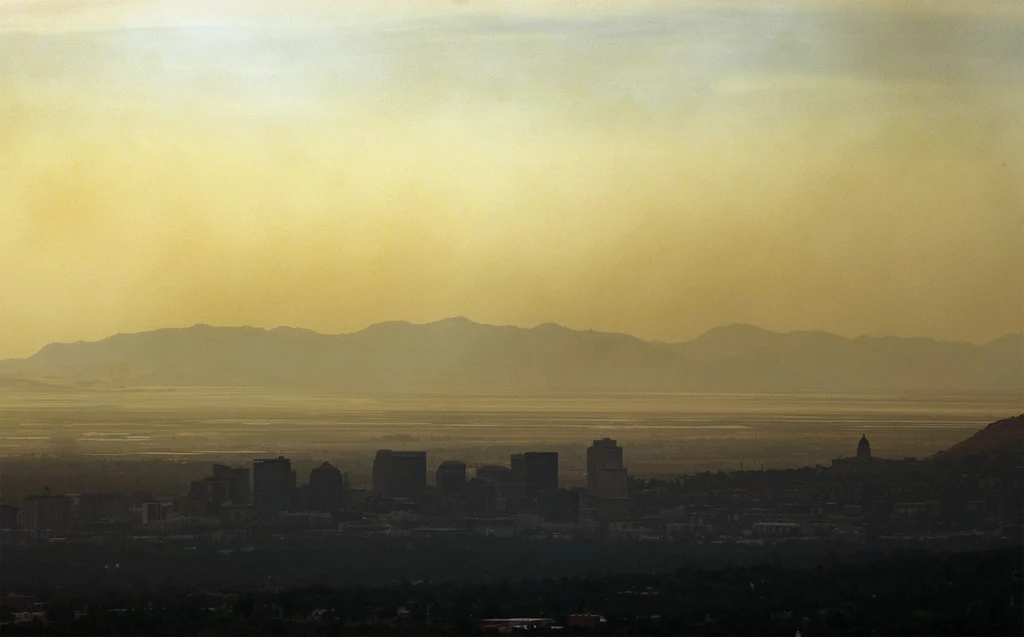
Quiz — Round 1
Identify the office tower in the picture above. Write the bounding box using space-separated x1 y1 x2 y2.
476 464 512 485
253 456 295 518
213 464 251 504
587 438 625 494
141 501 167 527
436 460 468 496
522 452 559 496
466 477 498 516
308 462 346 512
0 504 20 530
372 450 427 498
582 439 630 523
189 477 229 511
21 489 72 533
510 453 526 482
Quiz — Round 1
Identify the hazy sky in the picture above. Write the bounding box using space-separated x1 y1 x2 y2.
1 1 1022 358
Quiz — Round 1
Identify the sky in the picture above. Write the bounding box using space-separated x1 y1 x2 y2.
0 1 1022 358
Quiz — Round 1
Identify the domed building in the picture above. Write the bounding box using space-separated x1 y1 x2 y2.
857 434 871 460
831 433 921 473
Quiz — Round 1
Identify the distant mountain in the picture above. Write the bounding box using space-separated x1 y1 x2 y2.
0 319 1019 393
932 415 1024 463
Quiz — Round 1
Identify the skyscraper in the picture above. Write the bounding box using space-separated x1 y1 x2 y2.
510 453 526 482
308 462 346 512
522 452 558 496
21 489 71 534
436 460 467 496
587 438 624 494
372 450 427 498
213 464 251 505
582 439 630 523
253 456 295 519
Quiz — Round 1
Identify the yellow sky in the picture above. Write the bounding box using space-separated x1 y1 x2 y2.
1 1 1022 358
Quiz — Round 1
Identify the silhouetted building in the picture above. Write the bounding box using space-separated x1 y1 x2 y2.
587 438 627 498
510 453 526 482
477 464 512 485
253 456 296 518
213 464 251 504
522 452 558 496
436 460 468 496
0 504 21 529
72 492 137 527
583 439 630 523
141 501 168 526
372 450 427 498
466 477 500 516
308 462 346 512
479 618 555 632
22 489 71 533
190 477 230 515
831 435 920 474
858 434 872 460
220 502 257 526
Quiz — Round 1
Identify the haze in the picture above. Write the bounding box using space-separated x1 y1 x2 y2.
1 1 1022 359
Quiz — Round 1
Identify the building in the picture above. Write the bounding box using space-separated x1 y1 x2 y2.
479 618 554 632
831 435 921 473
510 453 526 482
308 462 346 512
189 477 230 515
72 492 137 527
22 489 72 533
857 434 871 460
189 464 250 517
583 439 630 523
372 450 427 498
0 504 20 530
436 460 467 496
253 456 296 518
141 501 168 527
476 464 512 485
587 438 627 498
567 614 607 629
220 502 257 526
213 464 251 504
521 452 558 496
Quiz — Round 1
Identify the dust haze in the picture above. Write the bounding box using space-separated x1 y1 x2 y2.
1 1 1022 359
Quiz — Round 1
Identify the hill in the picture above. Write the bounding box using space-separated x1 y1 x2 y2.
0 319 1019 393
932 414 1024 462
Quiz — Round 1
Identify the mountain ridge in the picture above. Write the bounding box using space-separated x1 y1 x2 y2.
1 319 1020 393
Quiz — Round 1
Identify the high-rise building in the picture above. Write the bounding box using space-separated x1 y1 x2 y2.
253 456 296 518
22 489 72 533
476 465 512 485
436 460 467 496
190 477 229 512
213 464 251 504
587 438 625 495
510 453 526 482
141 501 168 527
308 462 346 512
522 452 559 496
0 504 20 530
582 439 630 523
372 450 427 498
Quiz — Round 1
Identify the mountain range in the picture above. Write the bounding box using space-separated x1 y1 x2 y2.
0 318 1019 393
